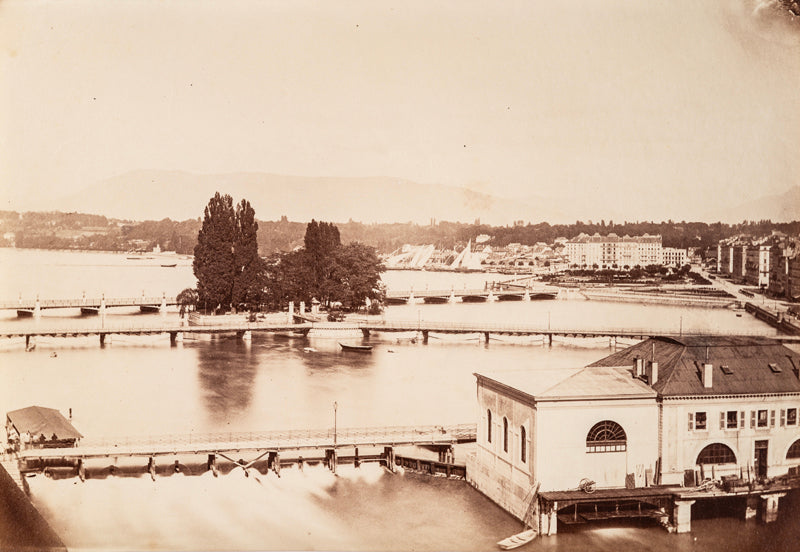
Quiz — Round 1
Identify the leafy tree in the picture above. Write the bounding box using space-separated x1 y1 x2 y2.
176 287 199 317
332 242 386 310
193 193 236 312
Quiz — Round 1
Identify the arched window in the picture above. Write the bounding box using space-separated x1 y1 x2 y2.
787 439 800 460
503 417 508 453
697 443 736 465
520 426 527 463
487 409 492 443
586 420 627 453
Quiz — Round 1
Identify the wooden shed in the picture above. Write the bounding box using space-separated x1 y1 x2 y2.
6 406 82 449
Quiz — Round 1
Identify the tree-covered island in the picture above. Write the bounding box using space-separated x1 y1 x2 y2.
191 193 385 315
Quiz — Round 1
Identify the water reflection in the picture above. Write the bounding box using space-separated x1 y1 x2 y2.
196 338 257 419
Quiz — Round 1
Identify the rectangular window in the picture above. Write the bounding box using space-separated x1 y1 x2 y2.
694 412 707 431
726 411 738 429
787 408 798 426
770 410 776 427
757 409 768 428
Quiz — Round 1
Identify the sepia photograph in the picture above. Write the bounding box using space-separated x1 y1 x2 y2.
1 1 799 550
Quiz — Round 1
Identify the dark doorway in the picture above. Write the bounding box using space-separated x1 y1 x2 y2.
755 440 768 478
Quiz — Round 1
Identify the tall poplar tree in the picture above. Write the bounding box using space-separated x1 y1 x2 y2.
193 193 236 312
304 220 341 304
232 199 266 309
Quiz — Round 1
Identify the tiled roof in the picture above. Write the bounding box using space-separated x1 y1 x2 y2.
588 336 800 396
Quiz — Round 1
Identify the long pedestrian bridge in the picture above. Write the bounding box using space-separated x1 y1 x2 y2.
2 318 796 349
385 287 557 304
0 295 177 316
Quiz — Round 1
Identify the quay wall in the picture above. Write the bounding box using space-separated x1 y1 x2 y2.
0 462 66 551
582 290 738 309
745 302 800 335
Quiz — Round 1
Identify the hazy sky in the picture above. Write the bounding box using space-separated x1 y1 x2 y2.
1 0 798 219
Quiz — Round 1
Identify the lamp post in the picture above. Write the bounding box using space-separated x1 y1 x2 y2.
333 401 338 448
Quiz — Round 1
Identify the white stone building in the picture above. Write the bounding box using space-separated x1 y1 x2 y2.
468 336 800 532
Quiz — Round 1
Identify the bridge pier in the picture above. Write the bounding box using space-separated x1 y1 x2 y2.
383 446 395 473
237 330 252 341
25 335 35 351
761 492 786 523
288 302 294 324
147 457 156 480
268 451 281 476
484 332 490 344
547 334 553 346
421 330 429 344
325 449 338 473
77 458 85 481
609 336 616 348
672 499 695 533
361 328 370 338
99 334 110 347
169 331 183 346
207 454 218 477
354 447 360 468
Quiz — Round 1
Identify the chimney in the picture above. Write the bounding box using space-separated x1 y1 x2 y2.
648 361 659 386
703 363 713 388
633 357 644 378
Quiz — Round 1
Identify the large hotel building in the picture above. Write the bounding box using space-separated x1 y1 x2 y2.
564 233 668 269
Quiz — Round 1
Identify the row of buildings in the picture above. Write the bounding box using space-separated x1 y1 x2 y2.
563 233 688 269
716 234 799 300
468 335 800 533
386 234 689 273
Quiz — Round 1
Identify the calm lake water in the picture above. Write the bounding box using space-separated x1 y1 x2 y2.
0 248 796 551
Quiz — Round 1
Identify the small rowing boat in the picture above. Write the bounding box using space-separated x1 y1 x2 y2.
339 343 373 352
497 529 536 550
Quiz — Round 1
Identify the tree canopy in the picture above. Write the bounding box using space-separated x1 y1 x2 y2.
264 220 385 311
193 193 266 312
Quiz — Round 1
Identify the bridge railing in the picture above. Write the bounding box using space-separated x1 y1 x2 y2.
0 296 177 309
358 319 776 336
76 423 477 450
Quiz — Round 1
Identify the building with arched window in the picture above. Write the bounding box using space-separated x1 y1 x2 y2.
468 365 657 521
591 336 800 485
468 335 800 530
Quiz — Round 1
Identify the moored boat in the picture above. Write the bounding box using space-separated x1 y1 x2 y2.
339 343 373 352
497 529 537 550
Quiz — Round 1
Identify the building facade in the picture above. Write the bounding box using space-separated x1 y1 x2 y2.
662 247 688 268
468 366 658 519
469 337 800 524
565 233 663 269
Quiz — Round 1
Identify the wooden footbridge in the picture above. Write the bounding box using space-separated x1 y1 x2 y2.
16 423 476 478
2 319 796 349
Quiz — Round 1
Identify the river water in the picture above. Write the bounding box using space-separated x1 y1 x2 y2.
0 248 797 551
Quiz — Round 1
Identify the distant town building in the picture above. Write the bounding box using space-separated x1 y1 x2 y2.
564 233 662 269
769 237 800 301
662 247 688 268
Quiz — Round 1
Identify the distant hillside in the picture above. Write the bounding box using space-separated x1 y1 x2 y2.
711 186 800 223
47 171 539 225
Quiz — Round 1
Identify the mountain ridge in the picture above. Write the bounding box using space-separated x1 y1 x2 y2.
37 170 800 224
